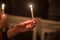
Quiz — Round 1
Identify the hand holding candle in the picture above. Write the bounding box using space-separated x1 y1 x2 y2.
0 4 6 29
29 4 34 18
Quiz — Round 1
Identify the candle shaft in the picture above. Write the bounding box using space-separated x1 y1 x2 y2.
2 4 5 14
2 10 4 14
31 7 34 18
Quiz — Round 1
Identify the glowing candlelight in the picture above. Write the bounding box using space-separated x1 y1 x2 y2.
29 4 34 18
2 3 5 14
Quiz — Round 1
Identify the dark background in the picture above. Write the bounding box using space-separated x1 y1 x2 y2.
0 0 49 18
0 0 60 20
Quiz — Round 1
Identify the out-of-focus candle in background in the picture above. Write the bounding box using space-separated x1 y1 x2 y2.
2 3 5 14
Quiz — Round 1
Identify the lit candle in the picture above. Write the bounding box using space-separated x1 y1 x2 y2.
29 4 34 18
2 3 5 14
29 4 36 40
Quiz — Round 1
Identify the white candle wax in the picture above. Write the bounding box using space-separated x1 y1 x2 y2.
2 4 5 14
29 5 34 18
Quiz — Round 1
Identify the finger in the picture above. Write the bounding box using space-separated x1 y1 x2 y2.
18 28 31 33
32 18 36 21
31 23 36 29
15 18 36 28
26 22 36 29
20 18 36 24
1 14 6 20
14 24 26 28
26 24 32 28
19 20 33 26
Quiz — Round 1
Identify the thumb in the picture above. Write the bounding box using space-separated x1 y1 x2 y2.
1 14 6 20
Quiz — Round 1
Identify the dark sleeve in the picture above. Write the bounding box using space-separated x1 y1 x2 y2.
12 31 33 40
1 26 9 40
1 31 8 40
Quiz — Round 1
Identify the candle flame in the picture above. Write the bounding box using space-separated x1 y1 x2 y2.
29 5 33 8
2 4 5 10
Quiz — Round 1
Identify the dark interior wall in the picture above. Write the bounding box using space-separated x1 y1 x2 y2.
39 0 49 19
48 0 60 21
0 0 60 21
9 0 42 17
10 0 32 17
4 0 39 17
0 0 47 18
0 0 49 18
